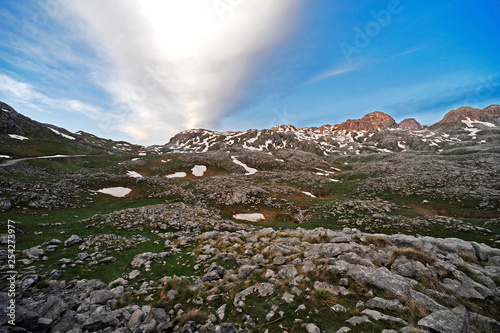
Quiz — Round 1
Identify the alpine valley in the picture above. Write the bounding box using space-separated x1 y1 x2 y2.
1 101 500 333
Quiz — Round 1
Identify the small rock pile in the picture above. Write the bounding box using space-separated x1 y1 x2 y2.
85 203 253 234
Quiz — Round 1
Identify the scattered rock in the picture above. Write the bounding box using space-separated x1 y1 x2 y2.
90 290 114 305
418 306 469 333
345 316 372 326
238 265 258 280
366 297 406 312
282 292 295 303
49 270 62 280
332 304 347 313
217 304 226 320
64 235 82 246
305 323 321 333
23 246 44 260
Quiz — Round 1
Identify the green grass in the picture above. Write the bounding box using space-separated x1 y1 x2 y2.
5 197 166 284
26 154 127 172
3 198 165 251
49 236 164 283
0 135 101 159
3 147 499 332
18 221 198 285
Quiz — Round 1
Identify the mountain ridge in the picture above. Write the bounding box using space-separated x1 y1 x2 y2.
165 105 500 155
2 101 499 157
0 101 143 158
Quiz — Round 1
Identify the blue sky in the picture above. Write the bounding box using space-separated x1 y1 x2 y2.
1 0 499 145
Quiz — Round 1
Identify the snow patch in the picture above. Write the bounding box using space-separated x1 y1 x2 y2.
461 118 492 138
476 121 496 127
1 108 10 113
301 191 316 198
0 155 11 159
231 156 257 175
329 178 340 182
97 187 131 197
464 127 479 137
38 154 84 159
314 168 335 175
233 213 265 222
48 127 76 140
166 172 187 178
463 118 496 128
127 171 143 178
243 143 263 151
191 165 207 177
8 134 28 140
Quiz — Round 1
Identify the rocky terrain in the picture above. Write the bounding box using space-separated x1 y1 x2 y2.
1 102 500 332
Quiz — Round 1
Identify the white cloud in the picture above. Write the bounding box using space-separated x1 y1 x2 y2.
0 73 118 122
62 0 302 144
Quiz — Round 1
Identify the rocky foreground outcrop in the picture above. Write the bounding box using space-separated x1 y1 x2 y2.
5 220 500 332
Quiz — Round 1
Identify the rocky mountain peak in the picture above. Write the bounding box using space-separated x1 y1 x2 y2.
270 124 298 132
178 128 212 135
432 104 500 128
398 118 423 130
334 111 396 133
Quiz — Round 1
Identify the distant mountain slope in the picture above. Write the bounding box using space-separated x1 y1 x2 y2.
431 105 500 129
2 101 499 158
165 105 500 155
0 101 143 158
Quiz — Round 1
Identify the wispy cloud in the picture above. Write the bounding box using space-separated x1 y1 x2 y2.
392 46 426 58
62 0 302 144
390 44 430 58
307 43 431 85
0 73 118 122
307 62 361 84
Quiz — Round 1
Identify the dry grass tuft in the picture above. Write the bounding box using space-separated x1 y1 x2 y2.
392 248 437 265
312 290 337 307
364 236 392 247
457 251 481 265
402 298 431 326
177 309 207 327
